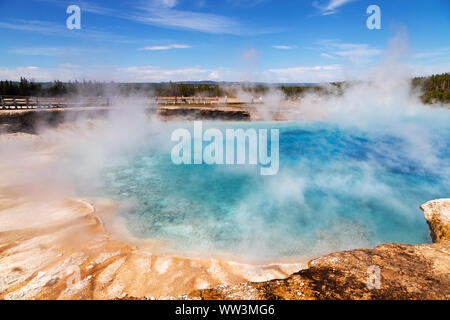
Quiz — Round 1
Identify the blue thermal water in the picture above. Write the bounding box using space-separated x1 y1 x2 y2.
96 121 449 260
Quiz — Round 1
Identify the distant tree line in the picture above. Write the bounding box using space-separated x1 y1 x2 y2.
0 78 102 97
412 73 450 104
279 82 346 98
0 79 230 98
0 78 42 96
0 78 342 99
1 73 449 104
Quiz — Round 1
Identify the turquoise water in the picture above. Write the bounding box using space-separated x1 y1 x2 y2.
94 120 449 260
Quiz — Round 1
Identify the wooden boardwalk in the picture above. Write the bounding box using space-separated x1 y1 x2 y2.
0 96 255 110
0 96 112 110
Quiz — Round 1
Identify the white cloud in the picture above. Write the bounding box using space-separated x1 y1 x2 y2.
315 0 355 16
40 0 118 15
133 4 282 35
333 44 381 64
267 65 342 73
132 6 247 35
9 46 103 56
272 45 292 50
325 0 353 11
35 0 279 35
139 44 191 51
37 0 249 35
321 53 336 58
409 63 450 77
0 20 63 35
9 47 67 56
0 19 129 42
265 65 343 82
412 47 450 60
58 63 80 68
0 65 234 82
118 66 209 81
0 66 49 81
316 41 381 64
208 71 220 80
1 62 448 83
155 0 178 8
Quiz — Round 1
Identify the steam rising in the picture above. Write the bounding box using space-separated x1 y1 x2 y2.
0 32 449 261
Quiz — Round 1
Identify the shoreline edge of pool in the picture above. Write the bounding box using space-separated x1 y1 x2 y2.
0 130 448 299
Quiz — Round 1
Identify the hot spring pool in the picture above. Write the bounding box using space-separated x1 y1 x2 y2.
79 120 450 260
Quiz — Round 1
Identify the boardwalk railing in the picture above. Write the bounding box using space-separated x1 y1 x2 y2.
155 97 254 105
0 95 255 110
157 97 219 105
0 96 111 110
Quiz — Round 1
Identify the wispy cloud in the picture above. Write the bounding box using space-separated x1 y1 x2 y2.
131 6 247 35
409 62 450 77
139 44 191 51
314 0 355 16
46 0 280 35
265 64 343 82
8 46 103 56
267 65 342 73
114 65 234 82
58 63 80 68
332 43 381 62
316 40 381 64
9 47 68 56
0 20 63 35
0 19 129 42
412 47 450 60
118 65 209 81
38 0 119 15
154 0 179 8
0 64 233 82
272 45 292 50
321 53 336 58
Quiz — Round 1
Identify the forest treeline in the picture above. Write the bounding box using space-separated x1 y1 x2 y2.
0 78 325 98
412 72 450 103
0 73 449 104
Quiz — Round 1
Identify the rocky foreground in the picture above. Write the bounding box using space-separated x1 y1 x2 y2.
0 190 448 299
0 196 305 300
186 199 450 300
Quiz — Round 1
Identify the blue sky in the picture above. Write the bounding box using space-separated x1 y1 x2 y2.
0 0 449 82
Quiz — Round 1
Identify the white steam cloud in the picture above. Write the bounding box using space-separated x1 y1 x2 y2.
0 31 448 261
